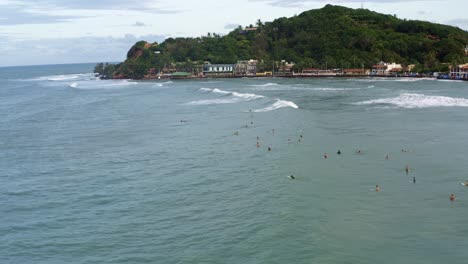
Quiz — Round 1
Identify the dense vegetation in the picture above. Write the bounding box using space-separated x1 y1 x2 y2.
96 5 468 79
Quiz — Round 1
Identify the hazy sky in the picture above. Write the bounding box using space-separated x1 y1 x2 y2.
0 0 466 67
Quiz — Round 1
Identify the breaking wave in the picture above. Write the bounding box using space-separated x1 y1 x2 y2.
187 99 240 105
354 93 468 109
36 73 96 81
254 99 299 112
198 88 264 99
250 83 279 87
69 79 137 90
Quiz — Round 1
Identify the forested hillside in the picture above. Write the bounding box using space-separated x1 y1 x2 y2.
102 5 468 79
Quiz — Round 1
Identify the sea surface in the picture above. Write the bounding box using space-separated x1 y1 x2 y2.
1 63 468 263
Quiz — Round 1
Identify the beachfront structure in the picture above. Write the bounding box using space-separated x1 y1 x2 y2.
342 68 370 75
203 63 235 76
235 60 258 75
371 62 403 75
279 60 295 74
449 64 468 79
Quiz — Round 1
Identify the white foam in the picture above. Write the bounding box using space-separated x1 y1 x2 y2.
36 73 95 81
70 79 137 90
154 81 173 87
254 99 299 112
354 93 468 109
187 98 240 105
251 83 279 87
232 92 264 100
198 87 264 100
310 87 356 91
212 88 232 95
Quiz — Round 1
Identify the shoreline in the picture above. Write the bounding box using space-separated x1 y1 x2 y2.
112 74 441 81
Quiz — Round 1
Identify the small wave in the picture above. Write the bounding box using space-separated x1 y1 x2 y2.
251 83 279 87
232 92 264 100
310 87 353 91
198 87 264 100
254 99 299 112
368 85 375 88
354 93 468 109
154 81 172 87
36 73 95 81
70 79 137 90
212 88 232 95
187 99 240 105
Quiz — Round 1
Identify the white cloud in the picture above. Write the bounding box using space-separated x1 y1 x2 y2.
0 34 166 67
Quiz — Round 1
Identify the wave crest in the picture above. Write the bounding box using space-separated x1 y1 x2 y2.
254 99 299 112
354 93 468 108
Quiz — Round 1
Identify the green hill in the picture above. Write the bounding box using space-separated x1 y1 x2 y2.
101 4 468 79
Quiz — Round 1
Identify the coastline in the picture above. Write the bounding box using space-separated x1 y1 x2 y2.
113 74 439 81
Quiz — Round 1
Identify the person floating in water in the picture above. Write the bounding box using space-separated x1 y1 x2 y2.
413 176 416 184
376 185 381 192
405 165 410 175
337 150 341 155
324 153 328 159
450 194 456 201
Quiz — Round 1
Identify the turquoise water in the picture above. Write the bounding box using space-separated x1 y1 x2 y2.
1 64 468 263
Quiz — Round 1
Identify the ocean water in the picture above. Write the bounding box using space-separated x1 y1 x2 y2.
1 63 468 263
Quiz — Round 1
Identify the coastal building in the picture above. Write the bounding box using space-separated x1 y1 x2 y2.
342 68 369 75
203 63 235 76
235 60 258 75
449 64 468 79
371 62 403 75
279 60 295 74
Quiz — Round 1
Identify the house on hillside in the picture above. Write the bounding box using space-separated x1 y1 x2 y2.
239 27 258 34
203 63 235 76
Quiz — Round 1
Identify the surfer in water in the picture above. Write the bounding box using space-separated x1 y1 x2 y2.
268 146 272 152
337 150 341 155
234 131 239 136
413 176 416 184
450 194 456 201
288 175 295 180
405 165 410 175
323 153 328 159
376 185 380 192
